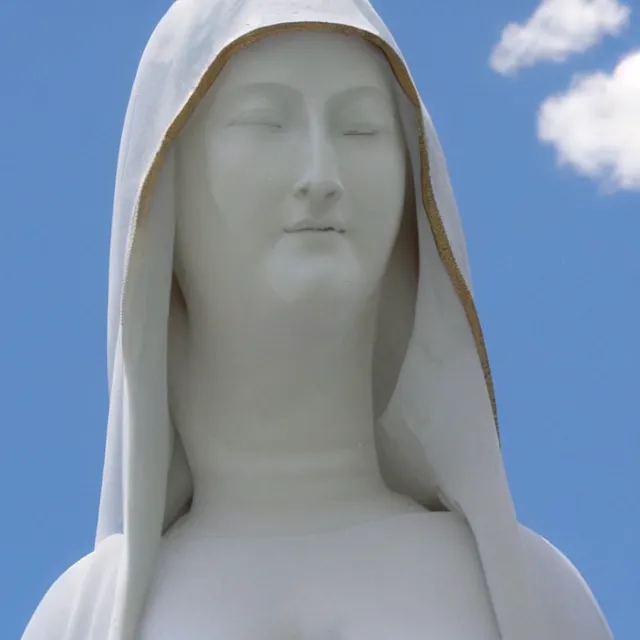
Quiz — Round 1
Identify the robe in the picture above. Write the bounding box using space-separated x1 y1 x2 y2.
23 1 614 638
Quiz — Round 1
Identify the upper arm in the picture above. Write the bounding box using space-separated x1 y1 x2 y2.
521 526 613 640
22 554 94 640
22 534 123 640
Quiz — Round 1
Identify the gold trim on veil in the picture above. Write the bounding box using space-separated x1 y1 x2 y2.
129 22 499 431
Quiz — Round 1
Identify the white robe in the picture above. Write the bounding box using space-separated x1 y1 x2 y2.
22 1 613 638
23 528 611 639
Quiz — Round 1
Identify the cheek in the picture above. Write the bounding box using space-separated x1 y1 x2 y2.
338 140 406 258
207 130 300 228
199 131 304 286
339 138 405 213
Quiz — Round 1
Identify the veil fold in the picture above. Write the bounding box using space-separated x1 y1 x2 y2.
25 1 612 638
97 1 544 638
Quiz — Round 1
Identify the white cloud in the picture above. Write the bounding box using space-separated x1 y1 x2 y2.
537 50 640 191
490 0 630 75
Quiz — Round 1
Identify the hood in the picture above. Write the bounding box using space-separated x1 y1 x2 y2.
99 1 542 638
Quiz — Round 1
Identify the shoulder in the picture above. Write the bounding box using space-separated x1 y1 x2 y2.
519 526 613 640
22 534 123 640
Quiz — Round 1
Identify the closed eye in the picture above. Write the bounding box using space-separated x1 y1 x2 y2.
231 121 284 130
342 129 379 136
229 110 284 129
253 122 283 130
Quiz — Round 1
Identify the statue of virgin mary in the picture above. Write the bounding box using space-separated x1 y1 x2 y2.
23 1 612 639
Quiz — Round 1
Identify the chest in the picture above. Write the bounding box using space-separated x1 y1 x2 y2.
139 514 500 639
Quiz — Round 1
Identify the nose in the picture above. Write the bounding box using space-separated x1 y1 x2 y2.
293 130 343 212
294 179 343 213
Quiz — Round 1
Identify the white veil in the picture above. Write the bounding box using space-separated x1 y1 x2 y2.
98 1 541 638
22 2 612 640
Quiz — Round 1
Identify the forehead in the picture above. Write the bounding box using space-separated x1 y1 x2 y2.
214 30 393 97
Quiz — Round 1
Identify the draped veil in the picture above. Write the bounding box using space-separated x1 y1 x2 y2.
22 2 612 639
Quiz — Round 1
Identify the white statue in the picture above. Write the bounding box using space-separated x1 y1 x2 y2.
23 1 613 639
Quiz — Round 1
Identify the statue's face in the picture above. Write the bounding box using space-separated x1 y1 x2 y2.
176 31 407 321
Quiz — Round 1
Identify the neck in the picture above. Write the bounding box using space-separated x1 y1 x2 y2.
173 294 410 536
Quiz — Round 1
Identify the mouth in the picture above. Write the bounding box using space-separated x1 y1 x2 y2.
284 221 346 234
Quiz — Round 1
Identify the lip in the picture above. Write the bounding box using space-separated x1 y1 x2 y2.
284 220 346 234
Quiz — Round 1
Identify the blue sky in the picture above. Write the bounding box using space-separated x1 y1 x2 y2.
1 0 637 638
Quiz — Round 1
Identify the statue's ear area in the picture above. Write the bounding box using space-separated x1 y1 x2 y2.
372 160 418 419
165 273 195 533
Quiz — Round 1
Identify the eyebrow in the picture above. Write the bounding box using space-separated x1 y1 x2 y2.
227 81 390 102
330 85 394 106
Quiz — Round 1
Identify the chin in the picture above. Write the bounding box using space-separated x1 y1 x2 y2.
282 273 368 306
266 251 375 305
